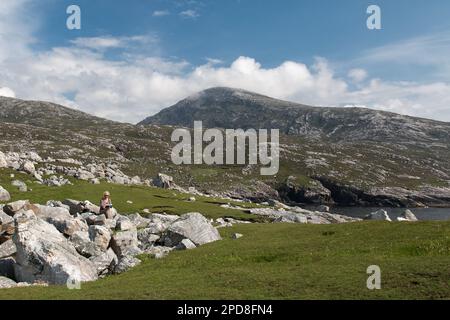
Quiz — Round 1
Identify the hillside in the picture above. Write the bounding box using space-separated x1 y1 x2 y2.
1 94 450 207
139 87 450 144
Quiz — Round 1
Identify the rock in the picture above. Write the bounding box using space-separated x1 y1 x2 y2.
130 176 141 185
62 199 81 215
13 214 98 285
126 200 133 204
279 176 332 205
317 205 330 212
163 212 221 247
110 229 141 257
153 173 174 189
398 209 419 222
145 246 173 259
11 180 27 192
274 212 308 224
0 257 16 279
176 238 196 250
231 233 243 239
45 200 70 211
0 211 15 242
82 200 101 215
70 231 102 258
34 205 88 236
77 170 95 181
0 240 16 259
128 213 151 228
0 186 11 202
21 161 35 174
0 152 8 168
188 197 196 202
0 276 17 288
137 229 160 250
90 248 118 276
149 213 179 226
365 209 392 222
88 225 111 252
116 216 134 231
114 256 141 274
3 200 32 216
90 178 100 185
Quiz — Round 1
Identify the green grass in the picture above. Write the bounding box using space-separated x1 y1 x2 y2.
0 222 448 300
0 168 262 221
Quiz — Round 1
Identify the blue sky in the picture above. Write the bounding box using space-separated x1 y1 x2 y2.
1 0 450 122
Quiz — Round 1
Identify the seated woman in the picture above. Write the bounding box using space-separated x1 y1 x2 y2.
99 191 114 219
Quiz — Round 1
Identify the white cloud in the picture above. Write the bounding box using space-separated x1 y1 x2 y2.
153 10 170 17
348 68 368 83
179 9 199 18
0 87 15 98
0 1 450 124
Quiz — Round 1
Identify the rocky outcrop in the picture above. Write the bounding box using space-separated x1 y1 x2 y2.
364 209 392 221
279 176 332 205
13 211 98 285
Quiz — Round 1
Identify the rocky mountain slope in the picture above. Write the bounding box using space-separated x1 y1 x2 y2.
139 87 450 144
1 93 450 207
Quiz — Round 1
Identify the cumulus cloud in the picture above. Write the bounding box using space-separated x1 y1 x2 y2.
0 0 449 124
0 87 15 98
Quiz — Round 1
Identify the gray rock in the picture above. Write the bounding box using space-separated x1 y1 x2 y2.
0 276 17 288
365 209 392 222
0 240 16 259
153 173 174 189
0 186 11 202
13 213 98 285
116 216 134 231
34 204 88 236
0 152 8 168
90 248 118 276
0 257 16 279
163 212 221 247
128 213 151 228
176 238 197 250
114 256 141 274
231 233 243 239
145 246 173 259
11 180 27 192
21 161 35 174
3 200 32 216
398 209 419 222
110 229 141 257
70 231 102 258
88 225 111 252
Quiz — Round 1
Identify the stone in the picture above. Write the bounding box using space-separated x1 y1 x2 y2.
176 238 197 250
70 231 102 258
145 246 173 259
90 178 100 185
34 204 88 236
0 276 17 289
163 212 221 247
116 216 134 231
0 257 16 279
153 173 174 189
114 256 141 274
317 205 330 212
398 209 418 222
0 240 16 259
231 233 243 239
13 216 98 285
188 197 196 202
0 211 15 241
3 200 33 216
365 209 392 222
110 229 141 257
21 161 35 174
88 225 111 252
128 213 151 228
90 248 118 276
0 186 11 202
137 229 160 250
11 180 27 192
0 152 8 168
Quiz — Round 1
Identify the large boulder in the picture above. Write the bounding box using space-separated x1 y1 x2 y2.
3 200 33 216
0 186 11 202
13 212 98 285
397 209 419 222
110 229 141 257
114 256 141 274
0 257 16 279
0 211 14 242
34 205 88 236
88 225 111 252
70 231 102 258
90 248 118 276
11 180 27 192
21 161 35 174
163 212 221 247
364 209 392 222
128 213 151 228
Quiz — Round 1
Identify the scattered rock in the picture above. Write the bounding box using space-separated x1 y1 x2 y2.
11 180 27 192
163 212 221 247
397 209 419 222
231 233 243 239
365 209 392 222
114 256 141 274
0 186 11 202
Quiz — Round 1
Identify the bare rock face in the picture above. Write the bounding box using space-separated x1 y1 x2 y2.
13 212 98 285
163 212 221 247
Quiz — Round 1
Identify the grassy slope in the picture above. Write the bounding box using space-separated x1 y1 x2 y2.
0 222 449 300
0 169 449 300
